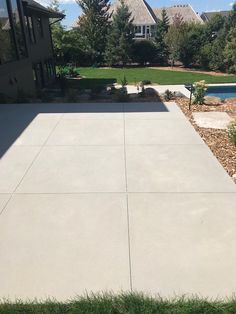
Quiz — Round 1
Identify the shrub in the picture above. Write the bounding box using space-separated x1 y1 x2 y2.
121 75 128 87
141 80 151 85
132 40 157 65
57 66 80 78
192 80 208 105
164 89 175 101
227 120 236 144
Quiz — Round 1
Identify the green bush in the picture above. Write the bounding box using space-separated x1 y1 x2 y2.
141 80 151 85
227 120 236 144
121 75 128 87
192 80 208 105
57 66 80 78
164 89 175 101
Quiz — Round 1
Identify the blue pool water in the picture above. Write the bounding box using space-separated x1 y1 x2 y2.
206 85 236 100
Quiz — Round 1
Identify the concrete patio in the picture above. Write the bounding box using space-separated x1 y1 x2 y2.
0 102 236 300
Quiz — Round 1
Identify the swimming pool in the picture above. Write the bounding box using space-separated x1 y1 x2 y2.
206 85 236 100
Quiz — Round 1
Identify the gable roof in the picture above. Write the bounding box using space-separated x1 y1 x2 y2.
110 0 157 25
153 4 203 24
201 11 231 22
22 0 65 18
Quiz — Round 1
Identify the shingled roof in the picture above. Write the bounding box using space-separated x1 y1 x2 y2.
153 4 203 24
110 0 157 25
201 11 231 22
22 0 65 18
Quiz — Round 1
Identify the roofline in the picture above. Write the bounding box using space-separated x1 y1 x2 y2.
22 0 65 18
188 4 204 23
143 0 157 24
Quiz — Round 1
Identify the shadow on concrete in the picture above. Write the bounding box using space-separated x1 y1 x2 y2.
0 102 169 158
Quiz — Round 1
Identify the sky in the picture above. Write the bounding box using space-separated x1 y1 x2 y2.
38 0 235 28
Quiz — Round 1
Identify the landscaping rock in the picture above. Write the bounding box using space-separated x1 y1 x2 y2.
204 96 222 105
193 112 233 129
225 98 236 105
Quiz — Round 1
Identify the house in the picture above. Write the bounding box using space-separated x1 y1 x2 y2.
110 0 158 39
109 1 203 39
153 5 203 26
201 10 231 23
0 0 64 98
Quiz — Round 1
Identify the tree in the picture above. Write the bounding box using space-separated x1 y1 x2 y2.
105 0 134 66
132 40 157 65
76 0 110 64
153 9 169 64
224 27 236 73
161 9 169 33
179 23 207 67
165 16 186 66
48 0 66 63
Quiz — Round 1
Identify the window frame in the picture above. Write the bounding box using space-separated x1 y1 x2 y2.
0 0 28 65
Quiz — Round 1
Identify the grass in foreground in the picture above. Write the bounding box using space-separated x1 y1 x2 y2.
1 293 236 314
78 67 236 86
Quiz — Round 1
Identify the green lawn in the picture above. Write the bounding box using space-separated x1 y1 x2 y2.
78 67 236 85
1 294 236 314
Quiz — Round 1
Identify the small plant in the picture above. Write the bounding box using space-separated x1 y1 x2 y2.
227 120 236 144
141 80 151 85
192 80 208 105
57 66 80 78
121 75 128 87
164 89 174 101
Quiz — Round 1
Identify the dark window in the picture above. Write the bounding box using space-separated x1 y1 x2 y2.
36 16 43 37
10 0 26 58
25 15 36 43
135 25 142 34
44 59 55 81
0 0 17 64
33 62 44 87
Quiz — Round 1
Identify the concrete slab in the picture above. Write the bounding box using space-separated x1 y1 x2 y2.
0 101 236 300
129 193 236 298
0 146 41 193
16 146 126 193
62 103 124 120
124 102 184 120
46 119 124 146
193 112 233 130
0 193 130 300
125 119 203 145
126 145 235 192
13 118 60 146
0 194 11 213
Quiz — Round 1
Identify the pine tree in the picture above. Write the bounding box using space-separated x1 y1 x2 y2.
161 9 169 33
105 0 134 66
153 9 169 64
76 0 111 64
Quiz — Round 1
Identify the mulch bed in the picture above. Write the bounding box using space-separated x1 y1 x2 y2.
175 97 236 183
